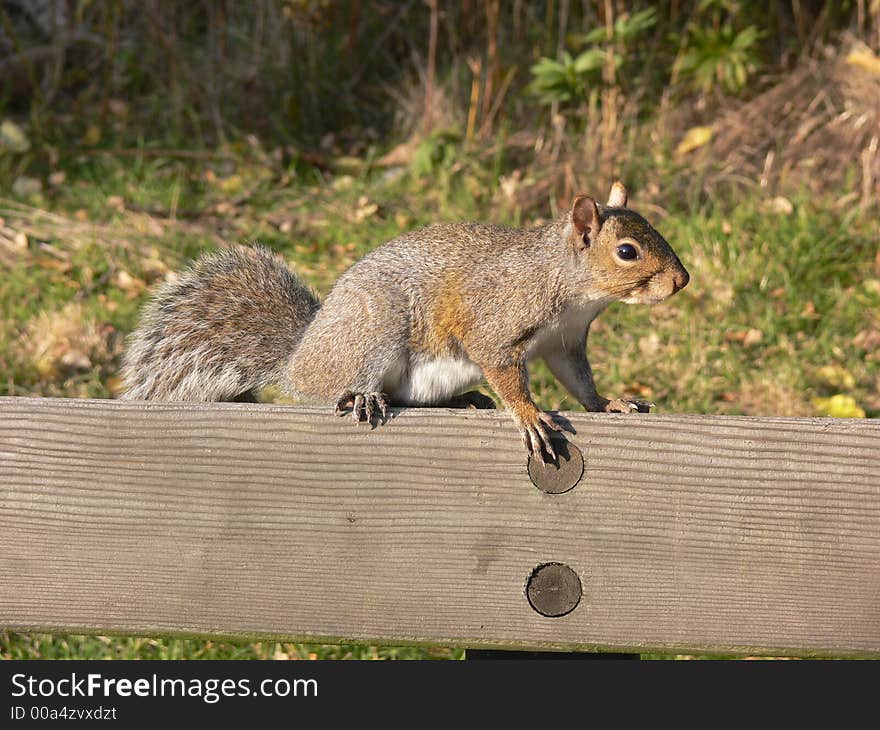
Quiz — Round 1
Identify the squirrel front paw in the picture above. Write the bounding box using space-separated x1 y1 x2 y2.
603 397 654 414
335 391 389 425
517 409 569 463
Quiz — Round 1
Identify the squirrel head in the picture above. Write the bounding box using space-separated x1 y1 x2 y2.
566 182 689 305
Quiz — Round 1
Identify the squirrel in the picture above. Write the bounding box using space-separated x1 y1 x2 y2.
120 182 689 461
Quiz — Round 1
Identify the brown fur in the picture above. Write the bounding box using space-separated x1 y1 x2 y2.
424 274 473 356
482 364 534 418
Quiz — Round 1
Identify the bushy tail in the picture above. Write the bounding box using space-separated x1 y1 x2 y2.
120 245 320 401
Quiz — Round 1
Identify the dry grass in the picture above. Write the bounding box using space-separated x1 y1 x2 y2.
19 302 120 389
705 37 880 202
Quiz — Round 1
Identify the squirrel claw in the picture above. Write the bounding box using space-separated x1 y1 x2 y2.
520 410 567 464
335 391 389 425
604 397 654 414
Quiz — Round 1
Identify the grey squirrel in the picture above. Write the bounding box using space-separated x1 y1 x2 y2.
121 182 689 461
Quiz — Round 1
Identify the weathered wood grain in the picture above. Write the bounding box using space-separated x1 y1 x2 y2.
1 396 879 656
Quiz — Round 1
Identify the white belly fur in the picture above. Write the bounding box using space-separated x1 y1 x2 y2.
386 357 484 405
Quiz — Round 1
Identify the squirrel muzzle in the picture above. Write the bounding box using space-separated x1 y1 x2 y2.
670 265 690 294
637 263 691 304
624 261 690 304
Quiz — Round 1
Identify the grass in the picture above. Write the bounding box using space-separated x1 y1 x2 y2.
1 149 877 659
1 632 463 660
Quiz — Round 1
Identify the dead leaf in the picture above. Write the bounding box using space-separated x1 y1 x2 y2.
0 119 30 153
376 138 419 168
59 349 92 372
726 329 763 345
846 48 880 76
332 156 364 174
816 365 856 390
638 332 661 356
331 175 355 191
12 176 42 197
676 126 713 155
812 394 866 418
761 196 794 215
743 328 764 346
853 329 880 351
353 196 378 222
116 270 146 295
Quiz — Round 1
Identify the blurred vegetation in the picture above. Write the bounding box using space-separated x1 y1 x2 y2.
1 0 879 660
1 0 878 199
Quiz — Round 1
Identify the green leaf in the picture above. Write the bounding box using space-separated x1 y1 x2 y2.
584 26 608 44
616 8 657 41
573 49 604 73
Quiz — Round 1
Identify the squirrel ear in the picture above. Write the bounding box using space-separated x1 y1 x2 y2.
572 195 601 249
607 181 628 208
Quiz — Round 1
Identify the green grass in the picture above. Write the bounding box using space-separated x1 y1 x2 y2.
1 632 463 660
1 150 877 659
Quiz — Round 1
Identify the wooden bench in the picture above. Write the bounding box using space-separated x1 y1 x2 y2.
1 397 878 657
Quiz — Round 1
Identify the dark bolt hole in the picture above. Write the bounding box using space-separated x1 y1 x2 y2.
527 439 584 494
526 562 583 618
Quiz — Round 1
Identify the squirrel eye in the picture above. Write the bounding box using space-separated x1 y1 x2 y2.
616 243 638 261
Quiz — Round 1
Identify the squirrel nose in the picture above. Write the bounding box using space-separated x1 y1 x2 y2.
671 268 690 294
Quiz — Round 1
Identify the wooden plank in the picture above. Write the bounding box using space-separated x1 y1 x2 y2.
1 396 879 657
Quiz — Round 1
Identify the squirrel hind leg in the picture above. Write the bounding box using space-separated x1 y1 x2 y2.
442 390 496 409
